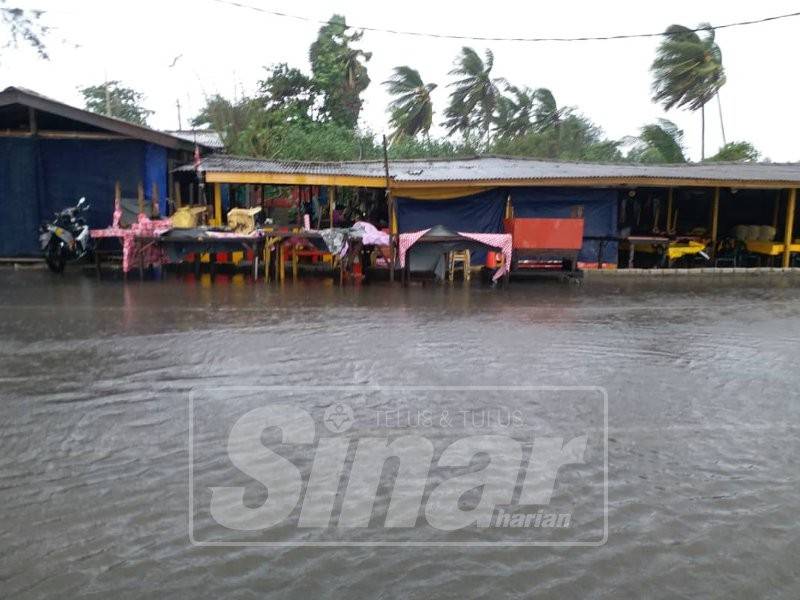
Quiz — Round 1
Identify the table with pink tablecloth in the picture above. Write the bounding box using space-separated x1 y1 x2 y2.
398 229 512 281
91 214 172 273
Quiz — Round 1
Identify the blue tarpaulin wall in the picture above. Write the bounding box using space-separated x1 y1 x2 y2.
511 187 619 264
0 138 170 256
144 143 168 216
396 189 506 233
0 138 40 255
396 189 507 262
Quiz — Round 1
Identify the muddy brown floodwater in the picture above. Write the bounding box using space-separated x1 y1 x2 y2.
1 269 799 599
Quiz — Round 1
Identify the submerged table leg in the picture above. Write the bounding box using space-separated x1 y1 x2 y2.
279 242 285 283
252 243 259 281
292 245 298 281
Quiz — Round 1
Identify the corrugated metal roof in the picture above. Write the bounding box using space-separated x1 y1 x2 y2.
0 86 208 151
164 130 225 150
175 154 800 186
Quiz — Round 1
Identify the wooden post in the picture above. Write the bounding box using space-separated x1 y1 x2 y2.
137 181 145 215
174 181 182 209
213 183 222 226
114 180 121 212
151 182 160 217
666 188 673 234
28 107 37 134
710 187 720 258
782 188 796 268
382 135 395 282
772 191 781 230
328 186 335 229
505 194 513 220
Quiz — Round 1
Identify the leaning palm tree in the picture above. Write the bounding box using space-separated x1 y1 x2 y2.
628 119 687 163
494 84 535 139
532 88 564 132
651 23 725 160
383 66 437 140
443 47 504 143
530 88 569 157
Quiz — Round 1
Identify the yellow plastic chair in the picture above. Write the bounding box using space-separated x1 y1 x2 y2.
448 250 471 281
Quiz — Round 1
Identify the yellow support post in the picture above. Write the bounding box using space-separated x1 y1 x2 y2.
711 187 720 257
782 188 796 268
212 183 222 226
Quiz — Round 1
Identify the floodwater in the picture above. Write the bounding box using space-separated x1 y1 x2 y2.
1 268 799 598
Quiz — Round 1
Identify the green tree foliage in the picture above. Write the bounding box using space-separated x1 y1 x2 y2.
1 1 48 60
443 47 504 142
191 94 264 149
309 14 371 128
81 81 153 125
383 66 437 140
707 141 760 162
491 112 621 161
387 135 479 159
190 17 756 166
651 24 725 158
258 63 316 121
627 119 687 163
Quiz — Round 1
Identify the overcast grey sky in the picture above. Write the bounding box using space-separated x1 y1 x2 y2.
3 0 799 161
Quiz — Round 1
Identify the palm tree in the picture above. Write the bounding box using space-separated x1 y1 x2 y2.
443 47 504 143
383 66 437 140
627 119 687 163
532 88 565 132
494 84 535 139
651 23 726 160
530 88 569 157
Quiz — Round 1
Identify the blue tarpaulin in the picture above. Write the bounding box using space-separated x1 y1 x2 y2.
396 189 507 263
0 138 170 256
396 189 506 233
511 187 619 264
0 138 40 255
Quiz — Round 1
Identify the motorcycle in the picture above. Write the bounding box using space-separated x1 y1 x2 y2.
39 197 93 273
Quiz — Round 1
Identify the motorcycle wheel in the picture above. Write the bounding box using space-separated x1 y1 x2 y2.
45 240 67 273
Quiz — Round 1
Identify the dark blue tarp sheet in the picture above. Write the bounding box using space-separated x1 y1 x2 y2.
396 189 506 234
511 187 619 264
0 138 40 255
38 139 146 232
144 143 167 216
396 189 507 263
0 138 172 256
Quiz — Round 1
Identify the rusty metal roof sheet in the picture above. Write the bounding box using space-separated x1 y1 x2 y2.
176 154 800 186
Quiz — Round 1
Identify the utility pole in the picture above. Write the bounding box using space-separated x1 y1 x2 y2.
176 99 183 130
104 81 112 117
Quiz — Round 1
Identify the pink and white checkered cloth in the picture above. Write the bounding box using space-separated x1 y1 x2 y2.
398 230 512 281
91 214 172 273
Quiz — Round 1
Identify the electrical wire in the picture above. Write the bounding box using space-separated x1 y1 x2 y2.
207 0 800 43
